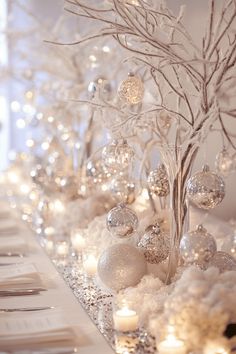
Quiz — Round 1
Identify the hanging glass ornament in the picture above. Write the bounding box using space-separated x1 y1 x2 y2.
186 165 225 209
221 232 236 260
137 224 170 264
215 149 235 177
208 251 236 272
147 164 170 197
118 74 144 105
86 159 110 187
102 139 134 172
179 224 217 266
110 174 135 204
97 243 147 292
106 203 138 238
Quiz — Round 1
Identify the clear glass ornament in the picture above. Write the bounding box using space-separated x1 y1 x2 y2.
179 224 217 266
102 139 134 172
106 203 138 238
221 231 236 260
147 164 170 197
186 165 225 209
118 75 144 105
137 225 170 264
86 159 110 186
208 251 236 272
215 149 235 177
110 174 135 204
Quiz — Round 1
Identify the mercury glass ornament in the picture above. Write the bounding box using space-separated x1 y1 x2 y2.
110 174 135 204
102 139 134 173
147 164 169 197
118 75 144 105
97 243 147 292
137 225 170 264
221 232 236 260
180 224 217 266
208 251 236 272
106 203 138 238
186 165 225 209
215 149 235 177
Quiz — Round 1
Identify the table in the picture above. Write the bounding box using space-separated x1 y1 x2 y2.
0 201 114 354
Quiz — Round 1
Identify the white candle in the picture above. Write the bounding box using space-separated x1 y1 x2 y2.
113 307 139 332
71 230 86 252
56 241 69 257
157 334 186 354
83 254 98 277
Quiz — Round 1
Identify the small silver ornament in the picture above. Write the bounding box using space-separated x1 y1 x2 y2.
208 251 236 272
180 224 217 266
97 243 147 292
110 174 135 204
215 149 235 177
118 75 144 105
187 165 225 209
106 203 138 238
102 139 134 173
147 164 169 197
221 232 236 260
137 225 170 264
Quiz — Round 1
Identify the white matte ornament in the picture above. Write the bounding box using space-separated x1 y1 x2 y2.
118 75 144 105
180 224 217 266
106 203 138 238
186 165 225 209
138 225 170 264
208 251 236 272
97 243 147 291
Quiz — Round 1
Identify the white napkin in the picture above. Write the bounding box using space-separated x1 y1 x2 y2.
0 263 42 289
0 309 76 350
0 235 27 254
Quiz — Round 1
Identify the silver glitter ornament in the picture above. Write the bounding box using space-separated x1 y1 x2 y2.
97 243 147 292
137 225 170 264
147 164 169 197
180 224 217 266
186 165 225 209
221 232 236 260
215 149 235 177
110 174 135 204
102 139 134 173
118 75 144 105
208 251 236 272
106 203 138 238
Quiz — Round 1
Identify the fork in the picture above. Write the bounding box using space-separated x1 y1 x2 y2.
0 306 55 312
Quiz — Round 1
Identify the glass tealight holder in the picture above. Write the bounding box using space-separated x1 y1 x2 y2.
112 297 139 333
55 241 69 263
82 246 99 282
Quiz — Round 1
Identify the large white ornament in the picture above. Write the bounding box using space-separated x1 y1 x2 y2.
97 243 147 291
186 165 225 210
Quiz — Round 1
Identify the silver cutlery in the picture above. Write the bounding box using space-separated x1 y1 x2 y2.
0 288 47 297
0 306 54 312
0 252 25 257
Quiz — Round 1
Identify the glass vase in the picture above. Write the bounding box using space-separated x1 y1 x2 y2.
158 143 199 284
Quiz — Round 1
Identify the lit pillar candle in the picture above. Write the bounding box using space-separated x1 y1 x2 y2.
83 254 98 277
113 306 139 332
157 331 186 354
71 229 86 253
56 241 69 257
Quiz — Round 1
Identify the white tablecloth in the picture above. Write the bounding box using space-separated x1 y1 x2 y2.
0 201 114 354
